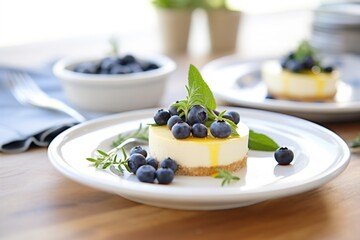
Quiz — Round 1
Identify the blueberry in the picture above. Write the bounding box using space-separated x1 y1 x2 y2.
323 66 333 73
127 63 143 73
146 157 159 170
99 57 118 71
141 61 159 71
286 59 302 73
171 122 191 139
187 105 208 126
213 110 220 116
226 111 240 124
154 109 171 125
160 158 178 173
301 56 315 69
274 147 294 165
156 168 174 184
136 165 156 183
73 62 98 74
110 65 132 74
192 123 208 138
281 52 295 68
169 101 180 115
210 120 231 138
130 146 147 158
222 114 234 123
167 115 183 130
127 153 146 174
120 54 136 65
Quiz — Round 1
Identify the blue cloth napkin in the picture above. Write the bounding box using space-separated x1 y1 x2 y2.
0 64 106 153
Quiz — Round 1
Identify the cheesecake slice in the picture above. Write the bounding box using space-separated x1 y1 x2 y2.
149 122 249 176
262 61 339 101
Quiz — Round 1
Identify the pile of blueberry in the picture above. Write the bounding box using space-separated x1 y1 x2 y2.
281 52 334 74
153 104 240 139
127 145 177 184
72 54 159 74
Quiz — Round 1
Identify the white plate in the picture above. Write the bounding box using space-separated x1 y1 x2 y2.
48 108 351 210
202 54 360 122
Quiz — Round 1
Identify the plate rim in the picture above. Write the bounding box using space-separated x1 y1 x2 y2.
48 107 351 204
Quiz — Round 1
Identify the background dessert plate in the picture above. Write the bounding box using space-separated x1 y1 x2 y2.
202 54 360 122
48 108 350 210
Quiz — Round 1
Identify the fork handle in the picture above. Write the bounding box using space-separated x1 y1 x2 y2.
40 99 86 122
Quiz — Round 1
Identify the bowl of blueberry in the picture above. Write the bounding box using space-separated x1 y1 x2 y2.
53 54 176 112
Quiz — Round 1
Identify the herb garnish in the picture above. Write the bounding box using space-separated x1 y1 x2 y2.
294 40 315 62
86 147 130 175
248 130 279 151
111 124 149 148
86 124 149 175
173 64 239 136
212 169 240 186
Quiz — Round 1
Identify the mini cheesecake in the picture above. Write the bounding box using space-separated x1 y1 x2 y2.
262 61 339 101
149 122 249 176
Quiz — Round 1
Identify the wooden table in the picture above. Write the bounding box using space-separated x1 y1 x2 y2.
1 43 360 240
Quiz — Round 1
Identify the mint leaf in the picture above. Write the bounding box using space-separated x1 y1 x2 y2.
188 64 217 110
248 130 279 151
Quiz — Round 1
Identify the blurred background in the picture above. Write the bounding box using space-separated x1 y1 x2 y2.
0 0 338 58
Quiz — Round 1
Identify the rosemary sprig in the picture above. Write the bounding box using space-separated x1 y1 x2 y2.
212 169 240 186
86 147 129 175
86 124 149 175
111 124 149 148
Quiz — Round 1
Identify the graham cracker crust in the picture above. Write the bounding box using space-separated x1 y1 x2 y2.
175 155 247 176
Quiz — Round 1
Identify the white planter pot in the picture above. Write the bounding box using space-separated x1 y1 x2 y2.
206 9 241 53
156 8 193 53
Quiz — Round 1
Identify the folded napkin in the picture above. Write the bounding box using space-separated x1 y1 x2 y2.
0 64 106 153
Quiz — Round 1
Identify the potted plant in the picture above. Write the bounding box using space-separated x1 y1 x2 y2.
152 0 194 53
202 0 241 53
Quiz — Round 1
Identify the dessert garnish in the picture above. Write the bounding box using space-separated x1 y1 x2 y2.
212 169 240 186
281 40 334 74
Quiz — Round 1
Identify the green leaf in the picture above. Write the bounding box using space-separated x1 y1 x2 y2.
248 130 279 151
86 158 97 162
97 150 108 156
188 64 217 110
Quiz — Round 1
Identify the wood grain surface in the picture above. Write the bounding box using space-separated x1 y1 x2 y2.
1 119 359 240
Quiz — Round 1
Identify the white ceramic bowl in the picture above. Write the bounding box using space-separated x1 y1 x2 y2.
53 54 176 112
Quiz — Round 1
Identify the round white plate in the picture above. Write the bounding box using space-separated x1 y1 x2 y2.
48 108 351 210
202 54 360 122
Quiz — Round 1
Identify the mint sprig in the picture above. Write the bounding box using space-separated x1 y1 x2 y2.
173 64 217 120
173 64 239 136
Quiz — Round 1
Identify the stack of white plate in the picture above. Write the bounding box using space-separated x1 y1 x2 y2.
311 1 360 54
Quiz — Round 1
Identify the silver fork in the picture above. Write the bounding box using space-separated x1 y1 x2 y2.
6 71 86 123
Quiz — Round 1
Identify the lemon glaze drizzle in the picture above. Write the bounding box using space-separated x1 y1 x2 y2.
182 135 240 167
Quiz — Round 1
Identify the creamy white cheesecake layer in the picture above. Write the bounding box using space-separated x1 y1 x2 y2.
261 61 339 100
148 123 249 168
